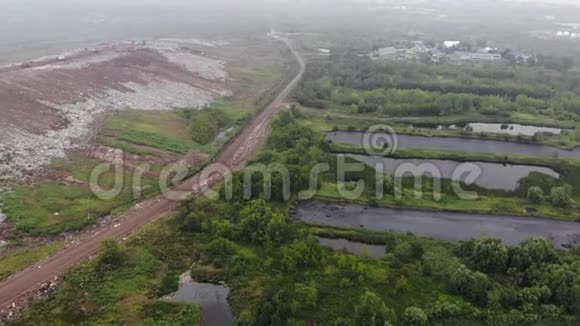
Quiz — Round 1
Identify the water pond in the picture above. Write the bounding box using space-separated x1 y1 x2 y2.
326 131 580 158
294 201 580 249
346 154 560 191
165 273 233 326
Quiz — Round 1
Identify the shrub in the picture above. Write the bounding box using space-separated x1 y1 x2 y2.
354 290 397 325
550 185 574 208
204 238 236 267
403 307 429 326
450 265 492 306
96 240 127 273
527 186 545 204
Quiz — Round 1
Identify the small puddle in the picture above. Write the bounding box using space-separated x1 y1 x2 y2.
316 236 386 258
164 273 233 326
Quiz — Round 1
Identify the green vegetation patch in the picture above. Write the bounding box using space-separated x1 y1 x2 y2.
103 110 205 154
190 109 231 145
0 242 63 281
13 112 580 325
13 237 201 325
3 154 159 235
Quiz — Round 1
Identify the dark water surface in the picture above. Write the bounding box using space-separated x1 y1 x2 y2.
166 274 233 326
294 201 580 249
326 131 580 158
347 154 560 191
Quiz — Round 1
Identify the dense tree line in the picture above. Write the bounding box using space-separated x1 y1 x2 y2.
294 55 580 119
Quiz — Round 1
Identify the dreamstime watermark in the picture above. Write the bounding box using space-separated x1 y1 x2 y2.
88 125 483 203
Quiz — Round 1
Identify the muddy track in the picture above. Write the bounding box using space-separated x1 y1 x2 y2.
0 33 305 311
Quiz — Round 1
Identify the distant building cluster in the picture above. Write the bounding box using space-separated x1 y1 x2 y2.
371 40 536 65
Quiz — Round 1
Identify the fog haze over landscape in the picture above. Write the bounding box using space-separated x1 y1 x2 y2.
3 0 580 324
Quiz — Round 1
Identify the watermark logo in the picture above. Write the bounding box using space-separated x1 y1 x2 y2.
363 124 399 156
86 124 484 204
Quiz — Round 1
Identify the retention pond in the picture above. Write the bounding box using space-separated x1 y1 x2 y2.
326 131 580 158
294 201 580 249
346 154 560 191
165 273 233 326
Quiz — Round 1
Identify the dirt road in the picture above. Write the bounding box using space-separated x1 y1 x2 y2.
0 33 305 311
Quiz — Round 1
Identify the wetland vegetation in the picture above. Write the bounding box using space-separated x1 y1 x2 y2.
13 112 580 325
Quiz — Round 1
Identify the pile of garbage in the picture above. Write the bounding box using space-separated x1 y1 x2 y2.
0 278 59 322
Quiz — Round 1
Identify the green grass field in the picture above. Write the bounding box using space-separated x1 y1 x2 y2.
101 110 210 155
0 242 63 281
2 154 160 235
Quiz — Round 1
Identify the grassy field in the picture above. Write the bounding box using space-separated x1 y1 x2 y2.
99 56 285 159
0 242 63 281
2 154 160 236
101 110 211 155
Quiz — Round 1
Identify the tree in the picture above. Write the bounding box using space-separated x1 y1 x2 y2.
450 265 492 305
462 238 509 274
551 185 574 208
402 307 429 326
354 290 396 325
394 241 424 263
281 237 324 272
526 186 544 204
421 246 461 277
180 211 204 232
238 200 290 246
203 238 236 267
509 238 558 273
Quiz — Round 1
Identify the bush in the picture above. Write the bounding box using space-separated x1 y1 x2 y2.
526 186 544 204
95 240 127 273
457 238 508 274
204 238 236 267
550 185 574 208
450 265 492 306
191 109 229 145
394 241 424 263
403 307 429 326
354 290 397 325
238 200 290 246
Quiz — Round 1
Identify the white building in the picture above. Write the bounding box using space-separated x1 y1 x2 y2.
456 52 502 62
443 41 460 48
378 46 399 57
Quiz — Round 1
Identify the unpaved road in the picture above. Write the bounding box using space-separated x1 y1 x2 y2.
0 33 305 311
